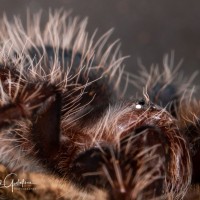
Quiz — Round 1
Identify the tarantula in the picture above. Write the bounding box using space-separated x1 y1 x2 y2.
0 11 199 200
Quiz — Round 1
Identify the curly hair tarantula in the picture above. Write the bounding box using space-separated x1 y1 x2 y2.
0 10 200 200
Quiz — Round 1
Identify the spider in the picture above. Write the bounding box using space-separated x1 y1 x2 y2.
0 10 199 200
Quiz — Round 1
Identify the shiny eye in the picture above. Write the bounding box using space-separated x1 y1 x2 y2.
135 104 142 109
135 99 145 109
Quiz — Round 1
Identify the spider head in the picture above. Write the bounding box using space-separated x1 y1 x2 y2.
67 99 191 199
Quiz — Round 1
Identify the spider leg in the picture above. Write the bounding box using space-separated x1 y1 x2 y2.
142 63 200 183
70 125 168 199
31 91 62 159
0 67 61 159
183 114 200 183
146 69 200 186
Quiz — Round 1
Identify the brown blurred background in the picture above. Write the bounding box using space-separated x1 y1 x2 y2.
1 0 200 95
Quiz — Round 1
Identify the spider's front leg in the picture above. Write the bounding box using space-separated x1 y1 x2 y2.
137 62 200 192
179 102 200 184
0 66 62 168
70 125 168 200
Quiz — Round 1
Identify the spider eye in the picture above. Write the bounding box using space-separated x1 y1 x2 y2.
135 99 145 109
135 104 142 109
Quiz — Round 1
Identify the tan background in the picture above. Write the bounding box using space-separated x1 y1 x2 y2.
1 0 200 94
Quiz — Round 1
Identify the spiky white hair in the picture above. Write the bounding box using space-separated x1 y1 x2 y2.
0 10 196 200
